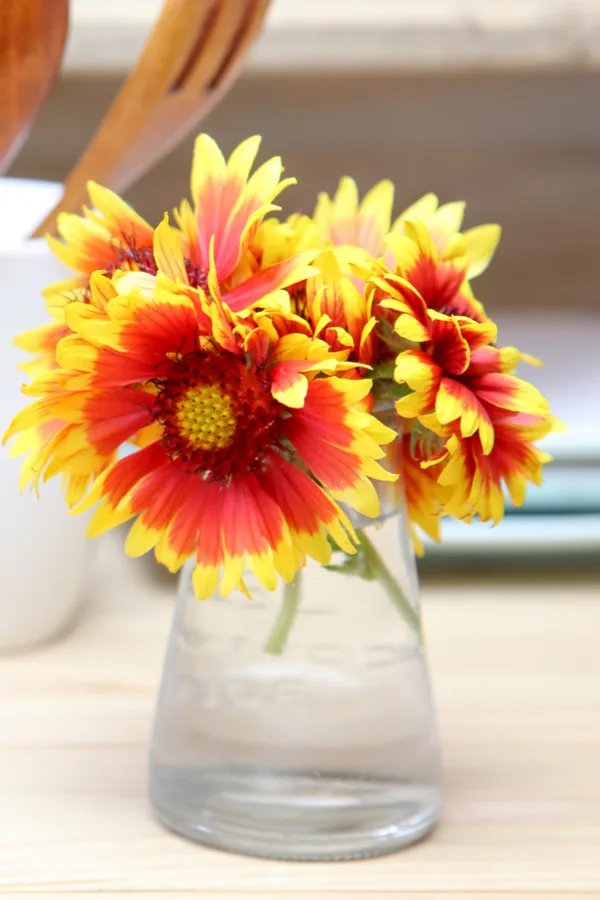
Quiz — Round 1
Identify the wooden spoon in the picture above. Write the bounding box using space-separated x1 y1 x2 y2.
32 0 271 237
0 0 69 176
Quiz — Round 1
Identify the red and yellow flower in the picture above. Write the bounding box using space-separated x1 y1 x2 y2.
18 134 314 373
382 422 449 553
172 134 317 312
5 134 556 593
378 220 487 323
6 270 397 599
12 138 318 503
301 251 378 367
19 183 157 375
313 176 395 261
248 175 398 365
392 193 501 281
427 411 555 524
374 273 548 454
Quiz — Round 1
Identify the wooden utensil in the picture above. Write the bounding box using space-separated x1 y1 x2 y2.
32 0 271 237
0 0 69 176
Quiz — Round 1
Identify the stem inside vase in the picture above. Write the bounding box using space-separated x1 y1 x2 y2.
358 531 422 642
263 526 421 655
263 571 302 655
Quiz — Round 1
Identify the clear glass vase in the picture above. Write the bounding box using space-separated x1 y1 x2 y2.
149 498 442 860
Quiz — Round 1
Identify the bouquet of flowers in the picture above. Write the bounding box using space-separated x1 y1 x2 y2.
4 134 554 605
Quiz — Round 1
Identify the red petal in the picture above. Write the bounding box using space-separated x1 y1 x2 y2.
257 452 339 536
119 298 200 366
220 473 286 558
429 316 469 375
85 389 155 455
102 442 168 507
226 256 308 313
408 256 465 312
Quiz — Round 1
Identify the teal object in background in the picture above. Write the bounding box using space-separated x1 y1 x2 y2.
420 429 600 568
506 465 600 516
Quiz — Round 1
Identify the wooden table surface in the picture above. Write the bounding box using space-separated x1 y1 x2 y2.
1 533 599 899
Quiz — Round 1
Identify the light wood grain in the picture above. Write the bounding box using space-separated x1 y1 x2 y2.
0 531 599 895
2 896 600 900
4 896 600 900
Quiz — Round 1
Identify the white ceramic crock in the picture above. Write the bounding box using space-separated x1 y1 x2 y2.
0 179 90 652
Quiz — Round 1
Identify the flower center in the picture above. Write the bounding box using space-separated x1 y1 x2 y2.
174 383 237 451
105 236 208 291
155 353 283 479
289 284 308 318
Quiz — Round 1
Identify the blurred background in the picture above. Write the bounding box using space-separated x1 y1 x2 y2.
8 0 600 577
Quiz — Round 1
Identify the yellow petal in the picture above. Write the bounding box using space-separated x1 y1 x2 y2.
191 133 227 202
220 553 246 597
153 214 188 283
394 314 430 343
272 372 308 409
333 475 380 519
272 542 304 583
86 497 133 537
360 179 394 237
361 457 398 483
462 224 501 278
392 193 439 231
385 233 421 271
327 375 373 404
394 352 437 393
125 517 161 557
192 562 220 601
403 219 438 261
247 550 278 593
87 181 153 238
395 393 428 419
292 525 332 565
226 134 261 182
435 200 466 235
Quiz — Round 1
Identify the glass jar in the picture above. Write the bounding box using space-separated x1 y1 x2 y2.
149 496 442 860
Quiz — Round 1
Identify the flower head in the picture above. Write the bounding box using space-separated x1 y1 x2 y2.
371 261 548 456
379 219 488 324
430 412 556 524
6 270 397 598
314 176 395 260
5 134 556 598
18 135 313 375
392 193 502 281
382 422 449 554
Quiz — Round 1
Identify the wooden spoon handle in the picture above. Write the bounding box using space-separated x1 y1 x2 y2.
0 0 69 175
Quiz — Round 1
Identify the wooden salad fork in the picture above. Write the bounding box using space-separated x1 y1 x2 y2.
0 0 69 176
32 0 271 237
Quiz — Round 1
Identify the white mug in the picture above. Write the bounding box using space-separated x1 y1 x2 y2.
0 179 90 652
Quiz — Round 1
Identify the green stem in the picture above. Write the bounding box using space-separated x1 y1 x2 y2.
359 531 422 642
263 571 302 655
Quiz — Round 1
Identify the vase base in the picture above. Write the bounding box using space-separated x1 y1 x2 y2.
150 766 440 860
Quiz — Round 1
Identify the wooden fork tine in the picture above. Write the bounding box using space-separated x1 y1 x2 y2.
110 0 263 194
108 0 250 192
180 0 273 134
208 0 271 93
177 0 252 94
32 0 215 237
